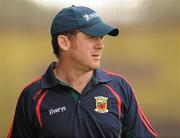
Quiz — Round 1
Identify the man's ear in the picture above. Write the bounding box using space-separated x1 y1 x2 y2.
57 35 70 51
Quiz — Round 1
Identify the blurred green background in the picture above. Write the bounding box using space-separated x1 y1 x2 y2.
0 0 180 138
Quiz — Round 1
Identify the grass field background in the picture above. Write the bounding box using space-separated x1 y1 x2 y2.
0 23 179 137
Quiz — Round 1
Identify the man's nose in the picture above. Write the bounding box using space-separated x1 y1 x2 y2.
94 37 104 49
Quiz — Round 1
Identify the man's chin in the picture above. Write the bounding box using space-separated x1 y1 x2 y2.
89 64 100 71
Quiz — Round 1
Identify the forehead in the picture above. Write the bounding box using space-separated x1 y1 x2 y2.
69 31 89 42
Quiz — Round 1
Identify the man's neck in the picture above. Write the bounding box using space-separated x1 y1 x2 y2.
54 61 93 93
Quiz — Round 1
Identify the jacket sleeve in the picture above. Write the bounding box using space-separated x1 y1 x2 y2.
7 88 38 138
121 81 158 138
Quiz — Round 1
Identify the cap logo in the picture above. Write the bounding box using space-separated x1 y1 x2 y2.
82 13 99 21
94 96 109 113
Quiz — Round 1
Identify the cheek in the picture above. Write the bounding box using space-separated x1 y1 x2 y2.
70 46 89 61
76 49 91 60
72 42 92 57
70 38 95 61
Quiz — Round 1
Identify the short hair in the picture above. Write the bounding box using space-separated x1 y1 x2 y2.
51 30 78 58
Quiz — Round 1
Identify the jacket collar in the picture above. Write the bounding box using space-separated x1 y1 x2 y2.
41 62 112 89
41 62 60 89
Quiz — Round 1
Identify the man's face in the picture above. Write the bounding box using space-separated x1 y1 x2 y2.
67 31 104 71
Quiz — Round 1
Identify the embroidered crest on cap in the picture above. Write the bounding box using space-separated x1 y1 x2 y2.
82 13 99 21
94 96 109 113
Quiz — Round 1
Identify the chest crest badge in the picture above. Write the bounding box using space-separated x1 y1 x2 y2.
94 96 109 113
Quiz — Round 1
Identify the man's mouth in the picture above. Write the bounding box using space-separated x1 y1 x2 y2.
92 54 101 59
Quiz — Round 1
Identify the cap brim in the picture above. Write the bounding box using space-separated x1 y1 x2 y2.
79 22 119 37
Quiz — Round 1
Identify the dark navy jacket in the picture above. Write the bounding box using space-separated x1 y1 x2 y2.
8 62 157 138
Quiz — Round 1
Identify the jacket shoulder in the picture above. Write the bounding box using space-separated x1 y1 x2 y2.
102 69 130 86
20 76 43 99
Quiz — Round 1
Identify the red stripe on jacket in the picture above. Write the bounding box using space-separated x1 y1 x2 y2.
103 84 122 138
103 84 122 119
103 69 158 137
36 90 48 128
7 122 13 138
33 89 43 100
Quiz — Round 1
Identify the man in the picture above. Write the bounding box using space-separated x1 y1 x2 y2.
8 5 157 138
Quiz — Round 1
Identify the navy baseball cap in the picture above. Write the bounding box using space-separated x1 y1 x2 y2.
50 5 119 37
